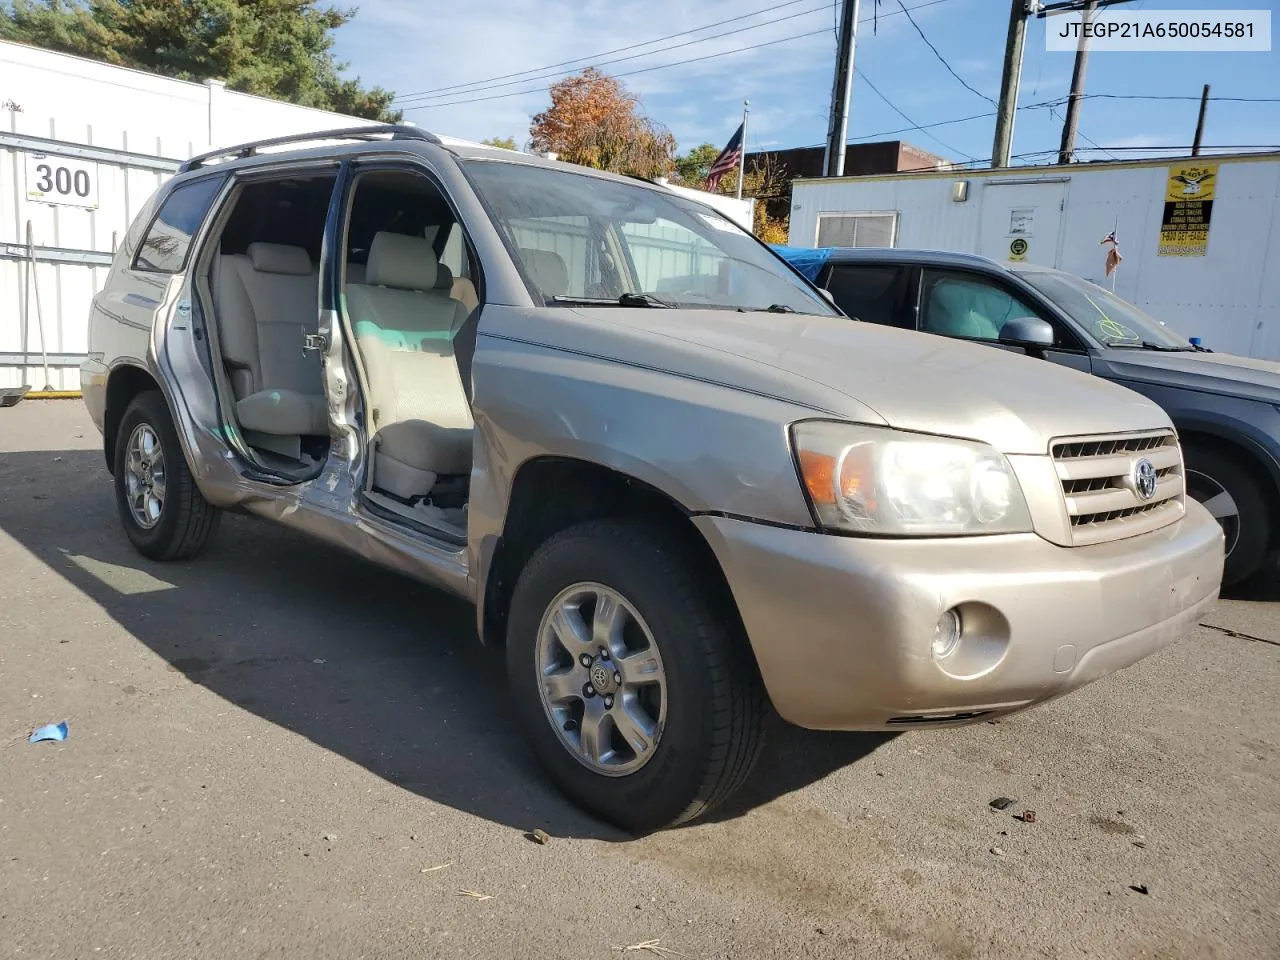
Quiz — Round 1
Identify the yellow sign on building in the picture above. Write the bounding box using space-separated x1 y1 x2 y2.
1157 162 1218 257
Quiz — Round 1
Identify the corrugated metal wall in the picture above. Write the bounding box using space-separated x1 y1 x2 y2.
789 155 1280 360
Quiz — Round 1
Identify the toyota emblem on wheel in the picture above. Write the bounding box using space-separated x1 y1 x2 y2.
1133 458 1158 501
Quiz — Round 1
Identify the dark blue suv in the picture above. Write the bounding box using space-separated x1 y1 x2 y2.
775 245 1280 586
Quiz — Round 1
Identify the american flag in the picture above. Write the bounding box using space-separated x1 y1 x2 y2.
705 123 744 192
1100 228 1122 276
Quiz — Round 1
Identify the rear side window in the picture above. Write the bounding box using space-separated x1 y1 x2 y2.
135 175 225 273
824 263 913 328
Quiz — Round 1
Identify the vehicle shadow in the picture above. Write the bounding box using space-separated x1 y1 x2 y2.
0 447 888 840
1229 559 1280 602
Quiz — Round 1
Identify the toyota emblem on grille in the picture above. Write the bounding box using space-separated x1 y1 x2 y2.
1132 458 1158 501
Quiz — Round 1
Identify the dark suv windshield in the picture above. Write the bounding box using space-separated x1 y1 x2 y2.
463 160 836 316
1018 269 1190 349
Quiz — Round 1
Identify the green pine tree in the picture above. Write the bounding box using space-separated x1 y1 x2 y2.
0 0 401 121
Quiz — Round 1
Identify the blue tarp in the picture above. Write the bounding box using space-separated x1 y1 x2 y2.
770 245 834 283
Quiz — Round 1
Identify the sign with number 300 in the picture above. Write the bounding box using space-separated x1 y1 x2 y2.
25 152 99 209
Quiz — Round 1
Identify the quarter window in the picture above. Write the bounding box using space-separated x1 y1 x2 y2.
135 175 225 273
824 264 912 328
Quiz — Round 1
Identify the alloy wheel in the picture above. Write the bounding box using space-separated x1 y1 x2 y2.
123 423 166 530
534 582 667 777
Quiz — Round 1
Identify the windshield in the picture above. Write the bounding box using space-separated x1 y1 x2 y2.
463 160 837 315
1018 270 1191 349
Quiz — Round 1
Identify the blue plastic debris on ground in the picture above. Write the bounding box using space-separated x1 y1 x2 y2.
29 721 68 743
770 245 835 283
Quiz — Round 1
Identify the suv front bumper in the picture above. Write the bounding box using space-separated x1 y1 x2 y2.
695 501 1223 730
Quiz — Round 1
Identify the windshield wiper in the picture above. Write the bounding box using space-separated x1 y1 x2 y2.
618 292 672 308
550 293 672 308
1104 339 1194 352
737 303 797 314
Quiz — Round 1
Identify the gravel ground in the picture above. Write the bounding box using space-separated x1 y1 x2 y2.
1 399 1277 960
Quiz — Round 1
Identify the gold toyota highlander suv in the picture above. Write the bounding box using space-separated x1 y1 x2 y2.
80 126 1224 832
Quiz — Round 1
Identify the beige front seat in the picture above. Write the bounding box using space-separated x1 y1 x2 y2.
519 248 570 299
212 242 327 448
347 232 473 499
434 262 479 315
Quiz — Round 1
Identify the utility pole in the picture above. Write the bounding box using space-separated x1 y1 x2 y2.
1191 84 1210 156
823 0 860 177
991 0 1029 168
1057 0 1096 165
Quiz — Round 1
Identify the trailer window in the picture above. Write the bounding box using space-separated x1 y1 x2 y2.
816 213 897 248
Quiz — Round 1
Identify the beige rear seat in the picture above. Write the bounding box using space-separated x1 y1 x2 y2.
213 242 327 443
346 232 473 499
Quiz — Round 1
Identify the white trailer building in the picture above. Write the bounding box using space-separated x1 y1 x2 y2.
788 152 1280 360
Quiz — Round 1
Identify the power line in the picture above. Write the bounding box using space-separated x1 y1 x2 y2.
404 26 835 110
396 2 836 106
394 0 957 105
795 95 1074 148
392 0 815 101
855 68 978 160
1038 144 1280 152
1073 93 1280 103
1046 102 1118 161
895 0 995 105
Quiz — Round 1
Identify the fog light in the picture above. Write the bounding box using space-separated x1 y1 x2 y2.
932 609 962 660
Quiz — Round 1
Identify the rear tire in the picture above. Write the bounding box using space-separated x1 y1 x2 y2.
506 518 766 833
113 391 220 561
1184 444 1269 586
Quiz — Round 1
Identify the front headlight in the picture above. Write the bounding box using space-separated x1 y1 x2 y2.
791 421 1033 536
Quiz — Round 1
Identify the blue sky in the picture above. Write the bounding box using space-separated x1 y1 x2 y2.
332 0 1280 165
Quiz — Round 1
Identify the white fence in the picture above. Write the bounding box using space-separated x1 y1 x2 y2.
0 40 376 390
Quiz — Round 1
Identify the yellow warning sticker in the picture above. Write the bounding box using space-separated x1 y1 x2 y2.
1008 237 1029 261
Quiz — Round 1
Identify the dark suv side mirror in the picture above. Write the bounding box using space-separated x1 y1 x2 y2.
998 316 1055 349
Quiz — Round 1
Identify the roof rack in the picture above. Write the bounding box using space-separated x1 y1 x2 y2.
179 125 440 172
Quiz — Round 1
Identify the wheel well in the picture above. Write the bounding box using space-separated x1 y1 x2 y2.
481 457 747 651
1179 427 1279 544
103 365 161 475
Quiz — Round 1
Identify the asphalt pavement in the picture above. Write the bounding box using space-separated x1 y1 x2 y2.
1 399 1277 960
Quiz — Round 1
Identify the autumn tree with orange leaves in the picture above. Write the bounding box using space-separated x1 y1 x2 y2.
529 68 675 179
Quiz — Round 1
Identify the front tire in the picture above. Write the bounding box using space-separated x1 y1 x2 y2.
1184 444 1270 586
506 518 766 833
113 391 220 561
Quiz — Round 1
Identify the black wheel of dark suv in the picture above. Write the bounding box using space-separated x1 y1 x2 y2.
113 391 221 561
1183 444 1270 586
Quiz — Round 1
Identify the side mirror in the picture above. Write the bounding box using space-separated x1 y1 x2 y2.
998 316 1054 349
818 288 836 303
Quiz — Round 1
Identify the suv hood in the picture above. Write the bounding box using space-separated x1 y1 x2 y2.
1097 347 1280 405
510 308 1171 455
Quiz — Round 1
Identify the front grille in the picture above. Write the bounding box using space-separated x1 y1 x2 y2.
1051 430 1185 545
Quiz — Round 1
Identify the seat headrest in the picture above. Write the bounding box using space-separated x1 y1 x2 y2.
247 242 312 276
435 262 454 291
367 232 439 291
519 248 569 299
